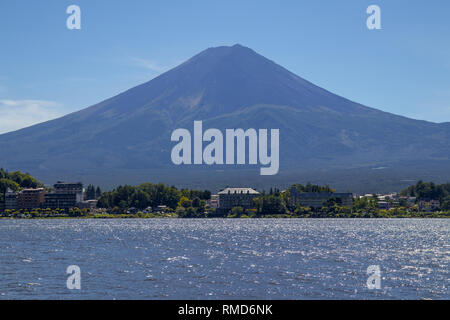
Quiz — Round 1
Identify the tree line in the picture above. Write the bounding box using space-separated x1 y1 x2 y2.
85 184 102 200
399 181 450 210
1 168 449 217
0 168 44 202
97 182 211 211
399 181 450 201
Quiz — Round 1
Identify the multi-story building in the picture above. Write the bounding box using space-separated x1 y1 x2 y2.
218 188 260 210
43 182 83 210
43 193 77 210
5 188 18 210
419 200 440 212
289 187 353 208
17 188 46 210
54 182 83 203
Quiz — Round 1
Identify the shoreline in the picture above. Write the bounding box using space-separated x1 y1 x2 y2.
1 214 449 220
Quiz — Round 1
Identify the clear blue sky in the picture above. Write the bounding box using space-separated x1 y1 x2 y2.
1 0 449 133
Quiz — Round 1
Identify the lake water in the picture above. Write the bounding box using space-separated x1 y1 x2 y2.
0 219 448 300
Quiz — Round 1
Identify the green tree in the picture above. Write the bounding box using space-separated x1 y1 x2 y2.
95 186 102 199
231 206 244 216
130 190 150 209
192 197 201 208
86 184 96 200
178 196 192 208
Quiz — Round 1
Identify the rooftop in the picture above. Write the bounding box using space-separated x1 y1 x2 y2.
294 192 353 198
218 188 260 195
20 188 45 193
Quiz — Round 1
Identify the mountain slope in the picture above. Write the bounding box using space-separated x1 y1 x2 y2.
0 44 449 192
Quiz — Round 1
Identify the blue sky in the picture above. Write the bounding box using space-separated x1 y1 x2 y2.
0 0 449 133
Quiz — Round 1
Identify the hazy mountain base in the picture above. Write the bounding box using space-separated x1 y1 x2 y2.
16 160 450 194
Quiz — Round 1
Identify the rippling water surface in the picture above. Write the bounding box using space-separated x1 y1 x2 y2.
0 219 448 299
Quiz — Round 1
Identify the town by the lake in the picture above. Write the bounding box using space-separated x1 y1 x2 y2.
1 169 449 219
